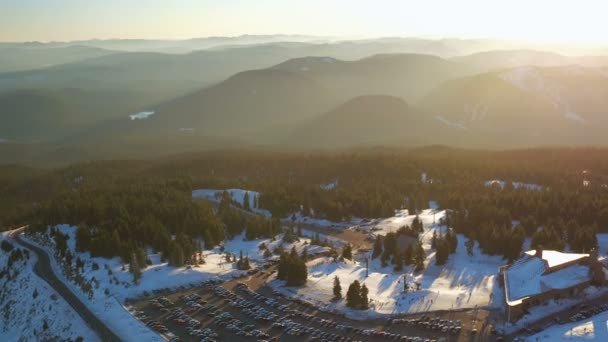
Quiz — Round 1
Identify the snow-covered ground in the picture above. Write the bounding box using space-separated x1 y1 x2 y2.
435 116 467 129
485 180 543 191
320 179 338 190
24 225 278 341
285 211 364 230
223 232 329 262
271 206 505 319
22 225 330 340
0 232 99 342
527 310 608 341
128 111 155 120
192 188 271 217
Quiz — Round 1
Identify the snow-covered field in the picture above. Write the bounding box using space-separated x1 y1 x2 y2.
0 232 99 342
271 206 505 319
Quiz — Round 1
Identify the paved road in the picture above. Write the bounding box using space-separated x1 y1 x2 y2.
8 228 123 342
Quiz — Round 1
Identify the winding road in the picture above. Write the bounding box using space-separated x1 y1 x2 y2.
7 227 122 342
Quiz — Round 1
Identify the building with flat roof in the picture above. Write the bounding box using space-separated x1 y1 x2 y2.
500 246 603 322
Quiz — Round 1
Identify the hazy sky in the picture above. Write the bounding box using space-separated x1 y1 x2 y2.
1 0 607 43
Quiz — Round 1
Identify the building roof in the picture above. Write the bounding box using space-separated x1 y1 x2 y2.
524 250 589 268
504 251 591 306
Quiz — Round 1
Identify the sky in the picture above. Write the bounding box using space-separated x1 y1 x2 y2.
1 0 607 44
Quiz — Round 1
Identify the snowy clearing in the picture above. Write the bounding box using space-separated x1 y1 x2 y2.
271 206 504 319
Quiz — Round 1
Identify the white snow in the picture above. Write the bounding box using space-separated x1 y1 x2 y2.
21 224 334 340
271 205 504 319
192 188 271 217
435 116 467 129
320 179 338 190
504 256 546 304
485 180 543 191
286 211 363 229
527 310 608 341
505 251 590 305
370 208 444 236
524 250 589 268
223 232 329 262
464 101 489 121
0 233 99 341
23 225 272 342
128 111 155 120
178 127 194 131
565 111 588 124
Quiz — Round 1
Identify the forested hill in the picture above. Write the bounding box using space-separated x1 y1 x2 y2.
1 147 606 265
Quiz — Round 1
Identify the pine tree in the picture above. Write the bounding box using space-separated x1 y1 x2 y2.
381 249 390 267
342 244 353 260
372 238 382 259
393 251 404 272
243 192 250 211
435 239 449 265
333 276 342 299
404 244 413 265
301 246 308 261
346 280 362 309
360 284 369 309
414 242 425 272
129 252 142 284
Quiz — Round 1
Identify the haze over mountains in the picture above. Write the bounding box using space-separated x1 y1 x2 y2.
2 35 608 163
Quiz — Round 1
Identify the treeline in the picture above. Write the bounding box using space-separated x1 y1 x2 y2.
4 147 608 264
29 183 224 266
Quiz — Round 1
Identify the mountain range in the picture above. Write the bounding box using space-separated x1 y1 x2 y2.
2 37 608 163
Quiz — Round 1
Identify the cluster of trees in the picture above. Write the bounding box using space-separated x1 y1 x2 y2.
372 230 425 272
346 280 369 310
28 184 225 268
431 229 458 265
218 192 280 240
277 246 308 286
236 250 251 270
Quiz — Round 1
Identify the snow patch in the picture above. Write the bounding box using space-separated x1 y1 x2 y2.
320 179 338 190
565 111 588 124
485 180 543 191
435 116 467 129
129 111 155 120
192 188 271 217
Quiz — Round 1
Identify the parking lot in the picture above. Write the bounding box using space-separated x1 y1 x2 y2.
128 263 501 342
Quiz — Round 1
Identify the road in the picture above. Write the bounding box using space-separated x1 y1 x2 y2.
7 227 123 342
